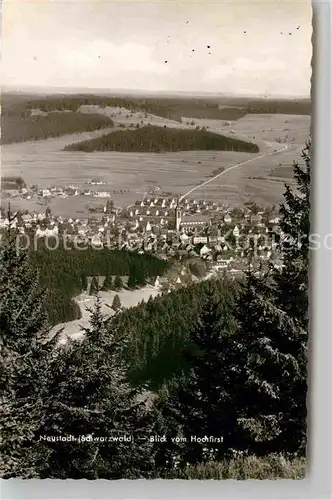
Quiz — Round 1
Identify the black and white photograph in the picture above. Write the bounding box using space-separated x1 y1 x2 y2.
1 0 312 480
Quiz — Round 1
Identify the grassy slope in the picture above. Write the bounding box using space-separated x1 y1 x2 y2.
158 454 306 479
2 93 310 121
1 93 310 144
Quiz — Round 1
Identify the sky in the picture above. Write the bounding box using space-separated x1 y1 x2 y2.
1 0 312 97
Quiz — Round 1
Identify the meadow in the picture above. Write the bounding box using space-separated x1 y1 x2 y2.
158 454 306 479
1 94 310 211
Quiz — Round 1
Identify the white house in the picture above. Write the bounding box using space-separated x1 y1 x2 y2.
95 191 111 198
180 232 189 243
233 225 240 237
91 235 103 247
35 226 59 238
22 214 33 224
200 244 211 257
193 236 208 245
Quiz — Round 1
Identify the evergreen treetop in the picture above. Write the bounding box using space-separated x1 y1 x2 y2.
0 216 62 478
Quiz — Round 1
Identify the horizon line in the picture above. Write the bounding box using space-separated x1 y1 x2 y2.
1 84 310 100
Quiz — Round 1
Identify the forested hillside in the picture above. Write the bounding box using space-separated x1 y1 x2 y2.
237 98 311 115
1 142 310 480
114 277 238 389
2 93 311 122
63 125 259 153
1 93 310 145
27 243 169 325
1 112 114 144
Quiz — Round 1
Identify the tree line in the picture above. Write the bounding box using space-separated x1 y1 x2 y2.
0 142 310 478
24 244 169 325
1 176 26 190
112 277 237 389
2 93 311 122
1 112 114 144
63 125 259 153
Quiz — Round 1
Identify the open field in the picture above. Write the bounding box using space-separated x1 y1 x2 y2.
54 284 161 343
1 111 310 212
179 113 310 205
1 149 258 216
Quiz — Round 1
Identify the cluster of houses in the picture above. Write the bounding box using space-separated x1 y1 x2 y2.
2 182 114 201
0 192 283 277
122 196 220 232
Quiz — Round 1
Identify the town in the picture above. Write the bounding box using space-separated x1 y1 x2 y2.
1 178 284 289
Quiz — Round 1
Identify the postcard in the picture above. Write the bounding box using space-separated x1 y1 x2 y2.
1 0 311 481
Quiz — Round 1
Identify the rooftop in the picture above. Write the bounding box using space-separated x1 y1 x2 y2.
181 214 210 223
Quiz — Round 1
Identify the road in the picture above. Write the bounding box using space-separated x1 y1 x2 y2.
179 123 288 202
179 142 288 202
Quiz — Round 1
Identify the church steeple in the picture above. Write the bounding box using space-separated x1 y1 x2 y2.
175 199 182 231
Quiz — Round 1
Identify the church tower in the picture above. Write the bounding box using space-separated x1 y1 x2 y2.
175 201 182 231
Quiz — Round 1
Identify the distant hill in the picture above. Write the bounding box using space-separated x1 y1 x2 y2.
63 125 259 153
1 93 310 123
1 92 310 145
243 98 311 115
1 112 114 144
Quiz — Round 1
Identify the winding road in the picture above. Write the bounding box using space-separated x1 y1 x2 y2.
179 123 289 202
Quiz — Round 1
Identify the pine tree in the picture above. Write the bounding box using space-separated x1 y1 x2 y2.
154 282 237 468
114 275 123 290
272 141 311 452
112 294 121 311
231 142 310 457
0 217 62 478
104 275 113 290
274 140 310 327
38 292 157 479
89 276 99 295
230 266 307 456
136 264 146 287
127 264 137 289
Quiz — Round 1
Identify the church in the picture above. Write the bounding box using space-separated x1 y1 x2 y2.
175 204 211 233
